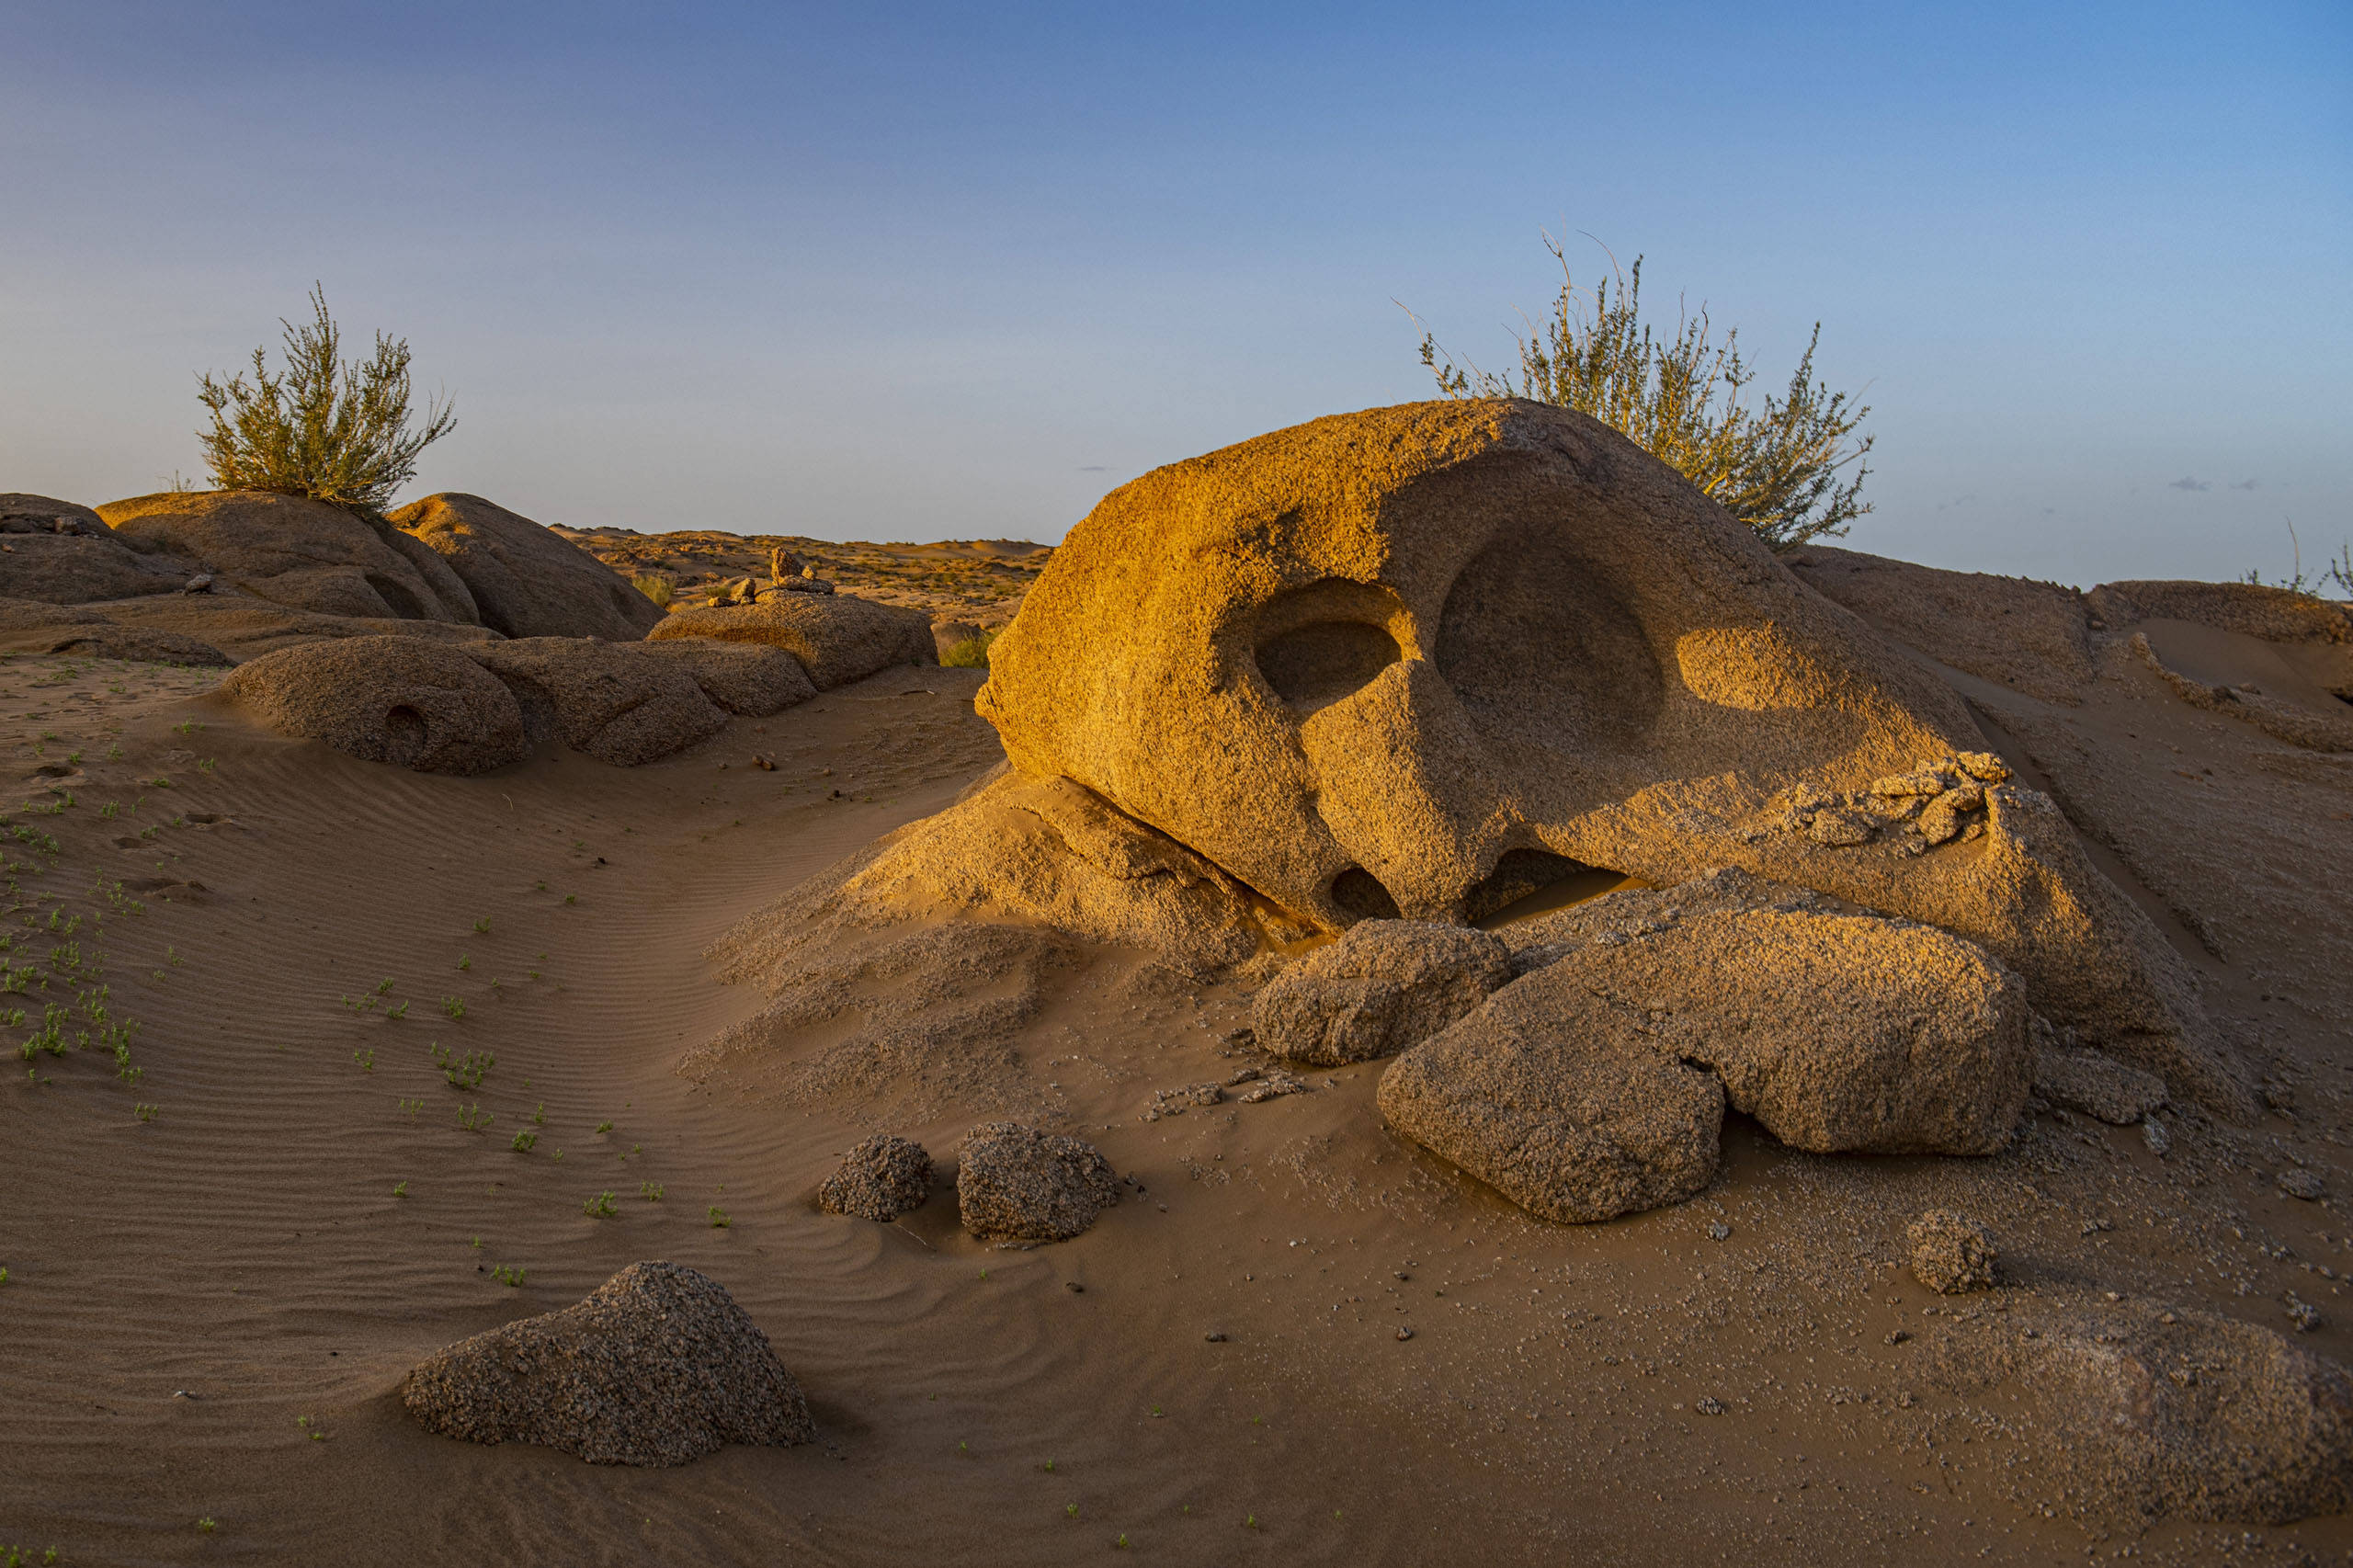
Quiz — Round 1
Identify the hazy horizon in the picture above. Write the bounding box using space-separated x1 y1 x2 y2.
4 2 2347 590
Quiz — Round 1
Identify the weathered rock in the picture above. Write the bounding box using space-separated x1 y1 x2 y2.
1253 919 1513 1065
401 1260 813 1467
98 490 477 621
1923 1294 2353 1522
468 638 728 766
40 627 230 665
1789 544 2097 705
219 635 528 775
956 1121 1119 1242
0 494 109 537
650 595 936 690
1378 966 1725 1223
1907 1210 1997 1292
1548 903 2031 1154
817 1133 933 1221
958 399 2244 1116
2035 1045 2167 1125
638 636 817 716
390 493 665 642
0 532 191 603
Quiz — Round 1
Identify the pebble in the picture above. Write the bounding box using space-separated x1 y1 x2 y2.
2279 1167 2326 1200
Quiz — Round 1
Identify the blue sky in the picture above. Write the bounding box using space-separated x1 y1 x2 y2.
2 1 2346 585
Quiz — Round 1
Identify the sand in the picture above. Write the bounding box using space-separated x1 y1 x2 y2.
2 604 2351 1566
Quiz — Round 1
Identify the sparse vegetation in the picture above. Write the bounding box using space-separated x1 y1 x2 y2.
196 285 456 516
941 631 997 668
584 1190 618 1219
1413 233 1873 551
631 572 676 608
708 1204 731 1229
511 1131 538 1153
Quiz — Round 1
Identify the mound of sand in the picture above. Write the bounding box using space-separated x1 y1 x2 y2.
391 493 662 642
402 1261 814 1467
469 637 727 766
1252 918 1513 1065
651 594 936 690
817 1133 933 1221
99 490 477 623
218 634 527 774
956 1121 1120 1242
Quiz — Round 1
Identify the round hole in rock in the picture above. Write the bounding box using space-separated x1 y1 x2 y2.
379 704 428 767
1330 865 1401 922
1256 619 1404 712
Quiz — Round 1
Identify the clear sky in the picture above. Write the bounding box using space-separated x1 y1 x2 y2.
3 1 2346 586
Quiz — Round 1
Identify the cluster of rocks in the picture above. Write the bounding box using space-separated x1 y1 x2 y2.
401 1261 813 1467
1754 751 2012 854
813 1123 1121 1243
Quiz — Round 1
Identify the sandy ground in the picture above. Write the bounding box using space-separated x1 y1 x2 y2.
3 620 2351 1566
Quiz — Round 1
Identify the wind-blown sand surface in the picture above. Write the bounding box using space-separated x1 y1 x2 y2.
3 599 2351 1564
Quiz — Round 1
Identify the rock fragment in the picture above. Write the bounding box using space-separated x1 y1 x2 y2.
401 1261 813 1466
2035 1045 2167 1124
1252 919 1513 1065
956 1122 1120 1243
1907 1210 1997 1293
2279 1167 2326 1201
816 1133 933 1221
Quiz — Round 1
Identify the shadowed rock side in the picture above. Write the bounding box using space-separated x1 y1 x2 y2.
1786 543 2097 705
217 635 527 775
402 1261 814 1467
391 493 663 642
468 637 728 767
650 595 937 690
866 399 2243 1112
99 490 478 622
1922 1294 2353 1524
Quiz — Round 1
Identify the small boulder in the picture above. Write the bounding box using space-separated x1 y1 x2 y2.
401 1260 813 1467
817 1133 933 1221
1254 919 1513 1066
957 1121 1120 1242
2035 1045 2168 1125
219 635 528 775
1907 1209 1997 1293
390 493 665 641
650 594 936 691
2279 1167 2327 1201
1377 968 1725 1224
638 636 818 716
98 490 476 622
469 638 728 766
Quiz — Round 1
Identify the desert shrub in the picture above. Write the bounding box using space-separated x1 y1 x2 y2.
1414 234 1873 551
631 572 676 608
197 285 455 516
940 631 997 668
2242 521 2353 600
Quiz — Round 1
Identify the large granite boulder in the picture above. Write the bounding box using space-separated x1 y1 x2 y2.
97 490 477 622
402 1261 814 1467
468 637 727 766
391 493 664 642
650 595 936 690
219 634 528 775
638 636 818 715
0 531 191 603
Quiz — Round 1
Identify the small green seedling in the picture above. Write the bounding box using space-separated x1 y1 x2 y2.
376 977 393 994
492 1264 526 1288
297 1415 325 1441
440 995 465 1020
584 1190 618 1219
1065 1504 1078 1519
456 955 471 971
134 1102 157 1122
472 916 490 934
708 1205 731 1229
398 1096 424 1117
640 1181 664 1201
456 1104 493 1132
511 1131 538 1153
532 1103 545 1125
197 1517 217 1533
595 1119 612 1134
352 1048 373 1072
392 1181 408 1198
563 893 576 906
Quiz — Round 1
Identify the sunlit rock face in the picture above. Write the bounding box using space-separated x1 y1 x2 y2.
963 398 2245 1110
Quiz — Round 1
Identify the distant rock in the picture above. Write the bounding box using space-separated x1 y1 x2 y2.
1906 1209 1997 1293
1253 918 1513 1065
0 494 109 537
957 1121 1120 1243
219 634 528 775
0 531 190 603
392 493 665 642
2035 1044 2167 1125
817 1133 933 1221
469 638 728 766
402 1260 813 1467
99 490 478 622
1923 1293 2353 1522
651 595 936 691
639 636 817 716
